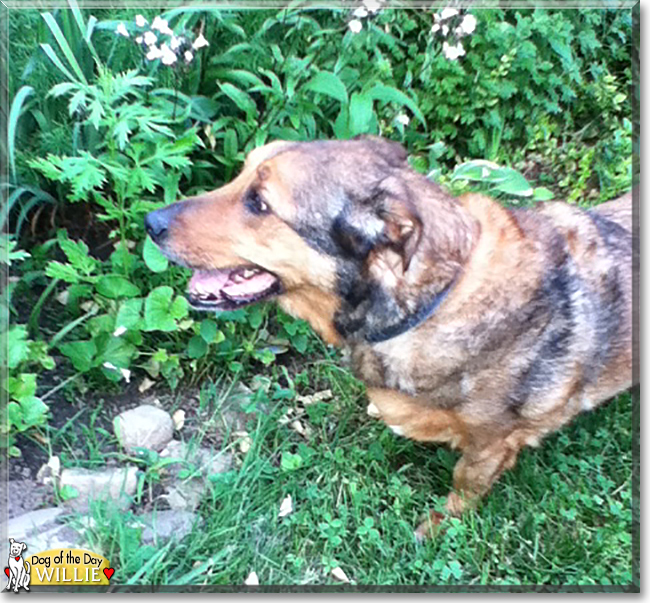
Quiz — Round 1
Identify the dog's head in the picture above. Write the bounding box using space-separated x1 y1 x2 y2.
146 136 475 343
9 539 26 558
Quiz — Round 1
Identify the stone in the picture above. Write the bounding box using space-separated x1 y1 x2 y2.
6 480 53 519
6 508 81 555
159 440 233 479
136 510 199 545
59 466 138 512
158 441 232 511
114 404 174 453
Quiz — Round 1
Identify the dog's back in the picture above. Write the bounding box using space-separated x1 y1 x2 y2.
591 191 633 233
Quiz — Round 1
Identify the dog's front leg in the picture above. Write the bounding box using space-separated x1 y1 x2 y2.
445 433 525 516
366 388 467 448
13 569 21 593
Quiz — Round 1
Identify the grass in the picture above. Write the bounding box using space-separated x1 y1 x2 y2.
46 343 634 588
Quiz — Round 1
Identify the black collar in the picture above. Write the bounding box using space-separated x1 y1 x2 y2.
364 276 457 344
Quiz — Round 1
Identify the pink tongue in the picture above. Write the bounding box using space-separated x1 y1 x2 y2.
188 271 231 294
223 271 277 298
188 269 278 299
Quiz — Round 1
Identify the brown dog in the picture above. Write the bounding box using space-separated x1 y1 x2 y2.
145 136 636 533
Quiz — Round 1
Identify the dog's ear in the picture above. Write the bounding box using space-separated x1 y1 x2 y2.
20 543 26 553
9 538 14 545
378 196 422 272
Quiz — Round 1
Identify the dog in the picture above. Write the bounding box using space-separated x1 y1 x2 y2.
6 539 30 592
145 136 636 535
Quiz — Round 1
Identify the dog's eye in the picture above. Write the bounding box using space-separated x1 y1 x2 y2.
244 189 270 215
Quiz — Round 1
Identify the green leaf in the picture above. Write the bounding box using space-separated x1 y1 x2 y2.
95 275 141 299
366 84 425 125
532 187 555 201
348 92 374 137
493 168 533 197
102 337 136 369
7 325 30 369
115 298 143 330
219 83 257 119
200 319 218 343
304 71 349 105
281 451 303 472
7 402 24 430
59 484 79 501
143 236 169 273
59 339 97 372
20 396 49 428
144 286 185 331
187 335 208 359
170 295 189 320
8 373 37 402
45 261 80 284
8 86 33 181
224 129 238 161
42 12 88 83
57 230 97 275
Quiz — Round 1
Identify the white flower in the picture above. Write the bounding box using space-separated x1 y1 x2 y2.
170 35 182 50
151 16 172 36
135 14 147 27
135 35 143 44
349 19 363 33
103 362 118 371
116 22 129 37
460 14 477 35
121 368 131 383
440 7 459 20
113 325 127 337
443 40 465 60
353 6 368 18
432 23 441 33
192 33 209 50
442 24 449 36
433 12 442 22
363 0 381 13
160 43 177 65
184 50 194 63
143 30 157 46
395 113 410 126
146 46 162 61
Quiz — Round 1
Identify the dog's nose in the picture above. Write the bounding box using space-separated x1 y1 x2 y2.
145 208 169 243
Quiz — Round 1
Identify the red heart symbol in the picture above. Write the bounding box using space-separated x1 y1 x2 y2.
103 568 114 580
4 568 9 577
14 557 19 562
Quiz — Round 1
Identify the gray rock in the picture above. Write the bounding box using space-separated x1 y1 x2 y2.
59 466 138 512
137 510 200 545
6 480 53 519
114 404 174 453
158 441 232 511
6 508 81 555
160 440 233 479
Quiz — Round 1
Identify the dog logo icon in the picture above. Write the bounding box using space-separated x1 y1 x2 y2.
5 538 30 593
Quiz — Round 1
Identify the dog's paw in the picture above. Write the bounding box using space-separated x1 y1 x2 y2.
414 510 446 541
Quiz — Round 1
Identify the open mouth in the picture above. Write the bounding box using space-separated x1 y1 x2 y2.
186 266 283 311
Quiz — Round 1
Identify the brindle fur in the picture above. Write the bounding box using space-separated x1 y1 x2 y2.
147 137 636 534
